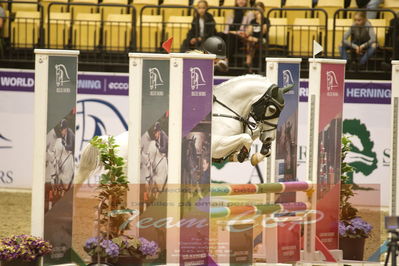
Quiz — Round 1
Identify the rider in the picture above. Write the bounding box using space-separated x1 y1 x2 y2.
153 122 168 155
201 36 229 73
59 119 75 153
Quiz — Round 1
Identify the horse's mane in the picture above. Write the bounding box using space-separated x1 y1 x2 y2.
214 74 270 92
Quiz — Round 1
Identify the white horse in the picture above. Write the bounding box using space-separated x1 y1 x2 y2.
47 138 75 190
75 75 291 183
141 140 168 203
212 74 291 164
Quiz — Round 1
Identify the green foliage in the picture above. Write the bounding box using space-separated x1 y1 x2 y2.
340 136 358 222
90 136 129 239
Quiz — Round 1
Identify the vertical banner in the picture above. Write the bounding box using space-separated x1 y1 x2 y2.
391 61 399 215
317 62 345 249
264 58 301 263
265 58 301 185
275 62 300 184
31 49 79 265
167 53 215 265
304 59 346 259
181 57 213 265
128 53 170 264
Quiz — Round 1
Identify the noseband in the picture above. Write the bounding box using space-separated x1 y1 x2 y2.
213 85 285 134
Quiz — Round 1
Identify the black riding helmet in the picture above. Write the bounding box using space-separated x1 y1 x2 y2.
202 36 226 59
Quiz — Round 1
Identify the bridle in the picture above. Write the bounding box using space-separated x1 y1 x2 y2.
212 85 285 134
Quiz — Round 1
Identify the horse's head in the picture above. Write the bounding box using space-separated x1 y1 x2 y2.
251 84 293 152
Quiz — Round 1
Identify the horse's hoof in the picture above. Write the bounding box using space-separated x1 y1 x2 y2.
251 153 265 166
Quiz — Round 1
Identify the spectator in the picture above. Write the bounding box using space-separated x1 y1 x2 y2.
216 0 254 63
0 6 5 56
181 0 216 52
244 2 269 72
0 6 5 32
339 11 377 66
387 13 399 60
344 0 381 19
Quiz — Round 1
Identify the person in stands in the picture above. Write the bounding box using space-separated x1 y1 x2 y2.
181 0 216 52
216 0 254 63
339 11 377 66
244 1 270 72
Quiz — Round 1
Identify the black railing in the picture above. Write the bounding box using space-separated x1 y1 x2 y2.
266 8 328 58
207 6 266 73
332 8 397 73
0 2 398 77
139 5 195 53
1 1 45 48
47 2 136 51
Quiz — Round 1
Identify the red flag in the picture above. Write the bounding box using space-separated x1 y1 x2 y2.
162 37 173 53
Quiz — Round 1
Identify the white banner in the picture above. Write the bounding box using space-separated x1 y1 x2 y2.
0 69 393 208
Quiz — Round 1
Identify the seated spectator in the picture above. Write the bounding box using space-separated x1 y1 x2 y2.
216 0 254 63
244 1 269 72
386 13 399 60
0 6 4 31
0 6 5 57
344 0 381 19
181 0 216 52
339 11 377 66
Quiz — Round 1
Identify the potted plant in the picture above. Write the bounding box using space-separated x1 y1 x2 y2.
339 136 373 260
0 235 52 266
83 136 159 265
85 235 159 266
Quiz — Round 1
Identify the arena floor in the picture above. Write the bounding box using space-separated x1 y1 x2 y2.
0 191 388 262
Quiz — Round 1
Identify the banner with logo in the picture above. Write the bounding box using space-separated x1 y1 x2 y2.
138 59 170 264
43 55 77 265
316 63 345 250
0 68 393 209
297 80 392 208
275 63 300 183
180 58 213 265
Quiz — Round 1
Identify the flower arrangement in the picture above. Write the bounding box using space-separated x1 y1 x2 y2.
84 235 159 262
0 235 52 262
339 136 372 239
339 217 373 239
83 136 160 263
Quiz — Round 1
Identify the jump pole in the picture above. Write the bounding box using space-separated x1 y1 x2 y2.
303 58 346 262
127 53 171 264
31 49 79 265
167 53 215 265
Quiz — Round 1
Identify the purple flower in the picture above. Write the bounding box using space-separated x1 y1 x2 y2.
139 237 159 257
0 235 52 262
85 237 99 250
339 217 373 238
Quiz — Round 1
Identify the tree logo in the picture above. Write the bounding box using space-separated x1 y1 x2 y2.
343 119 378 179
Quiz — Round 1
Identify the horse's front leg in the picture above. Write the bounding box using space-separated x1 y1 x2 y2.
250 142 272 166
212 134 253 163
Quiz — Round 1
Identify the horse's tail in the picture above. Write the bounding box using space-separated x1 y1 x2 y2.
74 142 100 184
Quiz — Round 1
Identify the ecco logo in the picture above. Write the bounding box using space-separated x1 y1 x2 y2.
108 82 128 90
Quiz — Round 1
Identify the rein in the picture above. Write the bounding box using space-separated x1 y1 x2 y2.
213 95 257 134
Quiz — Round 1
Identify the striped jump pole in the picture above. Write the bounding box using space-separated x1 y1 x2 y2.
211 202 310 218
211 181 312 196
